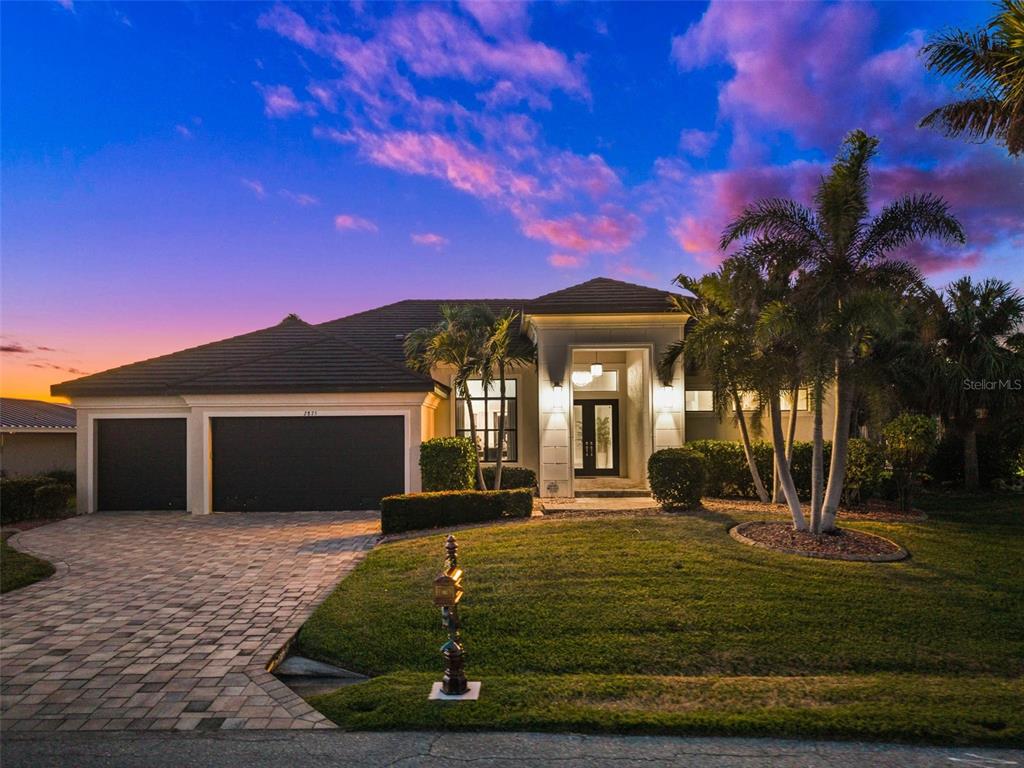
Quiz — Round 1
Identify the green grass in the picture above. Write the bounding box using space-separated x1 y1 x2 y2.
1 532 55 593
300 491 1023 744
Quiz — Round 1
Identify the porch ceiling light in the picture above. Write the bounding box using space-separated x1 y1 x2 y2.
590 362 603 377
571 370 593 387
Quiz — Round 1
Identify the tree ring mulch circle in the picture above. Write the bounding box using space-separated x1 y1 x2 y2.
730 521 908 562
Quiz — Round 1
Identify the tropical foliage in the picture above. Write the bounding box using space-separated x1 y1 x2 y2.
920 0 1024 156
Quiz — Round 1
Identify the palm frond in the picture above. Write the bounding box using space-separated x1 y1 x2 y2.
719 198 822 250
858 193 965 262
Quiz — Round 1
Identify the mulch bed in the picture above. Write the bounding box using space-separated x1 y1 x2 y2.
731 521 908 562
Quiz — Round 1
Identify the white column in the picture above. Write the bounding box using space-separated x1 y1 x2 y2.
187 409 210 514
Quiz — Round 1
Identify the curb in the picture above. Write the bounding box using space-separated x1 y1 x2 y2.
729 521 909 562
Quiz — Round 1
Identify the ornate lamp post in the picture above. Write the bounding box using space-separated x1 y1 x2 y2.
429 535 480 701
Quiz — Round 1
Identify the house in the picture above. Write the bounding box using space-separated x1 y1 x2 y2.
0 398 77 477
51 277 833 513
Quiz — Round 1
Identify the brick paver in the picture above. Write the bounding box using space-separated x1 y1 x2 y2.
1 511 379 731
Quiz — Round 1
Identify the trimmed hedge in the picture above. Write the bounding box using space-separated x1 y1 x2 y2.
648 447 707 510
1 476 74 524
380 488 533 534
482 465 537 491
419 437 477 492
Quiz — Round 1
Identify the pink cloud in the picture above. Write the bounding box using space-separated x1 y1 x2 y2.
522 206 643 255
253 82 316 119
279 189 319 206
334 213 378 232
678 129 717 158
240 178 266 199
411 232 449 247
548 253 586 269
459 1 529 37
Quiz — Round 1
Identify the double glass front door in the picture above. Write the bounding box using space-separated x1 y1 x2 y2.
573 400 619 476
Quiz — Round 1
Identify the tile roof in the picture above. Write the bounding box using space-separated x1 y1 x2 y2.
1 398 76 430
526 277 677 315
51 277 681 398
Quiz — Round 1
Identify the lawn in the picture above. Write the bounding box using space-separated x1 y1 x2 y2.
300 492 1023 745
1 532 55 594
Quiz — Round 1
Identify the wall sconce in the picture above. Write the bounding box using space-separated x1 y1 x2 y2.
552 384 564 411
658 383 676 412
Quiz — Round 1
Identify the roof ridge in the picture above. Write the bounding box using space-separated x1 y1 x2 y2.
319 297 529 327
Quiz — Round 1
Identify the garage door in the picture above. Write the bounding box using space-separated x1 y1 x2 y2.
97 418 187 511
211 416 404 512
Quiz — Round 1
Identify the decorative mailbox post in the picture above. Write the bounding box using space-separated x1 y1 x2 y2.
429 535 480 700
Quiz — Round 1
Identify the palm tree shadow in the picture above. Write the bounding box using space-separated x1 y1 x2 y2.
666 504 739 528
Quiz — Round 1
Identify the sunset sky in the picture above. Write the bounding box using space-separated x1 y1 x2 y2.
2 1 1021 402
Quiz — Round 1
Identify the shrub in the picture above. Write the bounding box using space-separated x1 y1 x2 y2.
789 441 833 499
419 437 477 492
33 484 73 517
688 440 771 497
648 447 707 510
43 469 75 485
884 414 938 512
842 438 886 505
482 465 537 491
1 476 51 524
928 426 1024 488
380 488 533 534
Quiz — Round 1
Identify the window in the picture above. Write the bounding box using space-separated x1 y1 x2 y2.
456 379 517 462
780 389 809 411
684 390 714 412
738 391 760 411
572 368 618 391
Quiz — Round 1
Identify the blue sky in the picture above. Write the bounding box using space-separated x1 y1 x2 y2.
1 1 1020 399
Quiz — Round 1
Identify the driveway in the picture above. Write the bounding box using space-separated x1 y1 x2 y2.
0 511 379 732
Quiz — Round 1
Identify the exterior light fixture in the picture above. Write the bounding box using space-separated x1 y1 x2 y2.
552 384 564 411
590 352 603 377
571 370 593 387
659 384 675 412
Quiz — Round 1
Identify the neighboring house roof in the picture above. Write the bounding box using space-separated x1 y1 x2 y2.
526 277 677 315
1 398 76 430
51 277 680 398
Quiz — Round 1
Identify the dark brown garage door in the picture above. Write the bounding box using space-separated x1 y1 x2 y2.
211 416 404 512
97 418 187 511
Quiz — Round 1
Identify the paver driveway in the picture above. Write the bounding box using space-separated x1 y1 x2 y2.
0 511 379 732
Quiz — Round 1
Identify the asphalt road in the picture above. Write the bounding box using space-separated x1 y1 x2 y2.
2 731 1022 767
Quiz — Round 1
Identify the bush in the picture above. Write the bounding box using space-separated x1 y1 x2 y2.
928 427 1024 488
842 438 886 505
648 447 707 510
419 437 477 492
380 488 533 534
1 476 73 524
884 414 938 512
482 465 537 491
33 484 73 517
789 441 833 499
43 469 75 485
688 440 770 497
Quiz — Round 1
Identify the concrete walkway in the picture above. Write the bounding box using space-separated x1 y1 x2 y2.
0 511 379 732
1 731 1020 767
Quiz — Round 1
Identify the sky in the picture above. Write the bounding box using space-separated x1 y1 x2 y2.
2 1 1021 402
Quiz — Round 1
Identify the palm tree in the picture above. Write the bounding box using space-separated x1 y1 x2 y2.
929 277 1024 488
483 310 537 490
405 304 493 490
661 265 771 504
920 0 1024 156
722 130 964 532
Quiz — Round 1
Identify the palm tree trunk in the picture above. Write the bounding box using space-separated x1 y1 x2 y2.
461 383 486 491
773 387 799 503
769 392 807 531
963 422 979 491
494 362 507 491
810 379 825 534
821 361 855 532
733 391 769 503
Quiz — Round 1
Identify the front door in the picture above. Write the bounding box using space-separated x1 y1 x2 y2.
573 400 619 476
